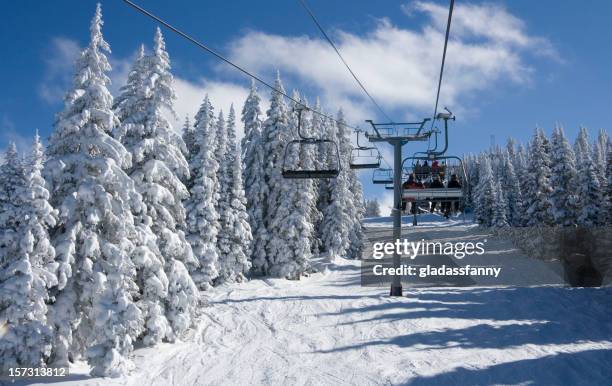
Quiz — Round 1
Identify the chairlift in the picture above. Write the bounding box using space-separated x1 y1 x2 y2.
401 155 468 224
349 129 381 169
372 168 394 184
282 107 341 179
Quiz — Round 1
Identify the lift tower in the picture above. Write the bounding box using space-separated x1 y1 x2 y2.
365 119 432 296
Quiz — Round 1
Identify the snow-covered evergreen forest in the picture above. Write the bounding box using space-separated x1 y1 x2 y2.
0 5 365 377
466 127 611 228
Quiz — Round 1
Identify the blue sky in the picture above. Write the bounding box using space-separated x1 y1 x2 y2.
1 0 611 208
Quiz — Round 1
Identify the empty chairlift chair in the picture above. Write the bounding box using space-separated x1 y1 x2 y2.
282 107 341 179
349 129 381 170
372 168 394 184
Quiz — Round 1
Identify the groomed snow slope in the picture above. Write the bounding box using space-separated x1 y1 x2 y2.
19 219 612 386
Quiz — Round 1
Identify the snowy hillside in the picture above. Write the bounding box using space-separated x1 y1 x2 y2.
16 222 612 386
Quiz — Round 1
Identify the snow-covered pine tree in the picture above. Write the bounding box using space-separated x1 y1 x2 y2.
213 109 236 283
114 28 198 342
574 127 604 226
113 43 146 135
336 110 364 259
463 154 479 210
0 138 58 371
523 129 554 226
190 95 215 184
299 98 323 257
500 150 523 226
492 177 509 228
182 115 197 164
264 91 313 278
45 4 144 376
215 105 252 283
593 129 609 192
514 143 528 177
0 143 23 211
364 199 381 217
313 98 332 245
114 42 171 347
320 116 352 258
255 73 290 275
181 115 196 188
506 138 517 165
549 126 579 226
185 95 220 289
241 81 268 269
474 154 495 226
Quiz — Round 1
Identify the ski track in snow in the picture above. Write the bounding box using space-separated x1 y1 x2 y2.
16 218 612 386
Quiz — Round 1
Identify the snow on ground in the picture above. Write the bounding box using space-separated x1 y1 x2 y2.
16 219 612 386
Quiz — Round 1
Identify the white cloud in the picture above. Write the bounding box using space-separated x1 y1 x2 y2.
38 37 81 103
224 1 557 126
403 1 558 58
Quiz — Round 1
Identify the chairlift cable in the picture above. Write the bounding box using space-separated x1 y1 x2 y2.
429 0 455 130
122 0 359 132
297 0 395 124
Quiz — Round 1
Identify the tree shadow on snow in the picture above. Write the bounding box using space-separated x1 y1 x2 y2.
316 287 612 353
402 348 612 386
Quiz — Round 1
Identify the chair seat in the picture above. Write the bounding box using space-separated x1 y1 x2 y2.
282 169 340 179
402 188 463 200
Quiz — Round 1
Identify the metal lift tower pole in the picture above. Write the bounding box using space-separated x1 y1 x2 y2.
390 140 403 296
366 120 431 297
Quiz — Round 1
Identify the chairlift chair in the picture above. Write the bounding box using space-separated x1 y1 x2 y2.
400 155 468 224
372 168 394 184
282 107 341 179
349 129 382 170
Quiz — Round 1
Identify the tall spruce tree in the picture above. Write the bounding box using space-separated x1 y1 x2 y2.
216 106 252 283
214 109 236 283
593 129 608 189
549 127 579 226
114 28 198 342
0 139 58 370
185 96 220 288
114 43 173 347
500 150 524 226
474 155 495 226
241 81 268 269
256 73 291 275
336 110 364 259
575 127 604 226
523 129 554 226
45 4 144 376
492 177 509 228
218 105 252 282
320 117 351 258
264 92 313 278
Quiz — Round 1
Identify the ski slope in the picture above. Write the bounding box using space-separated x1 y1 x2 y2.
19 218 612 386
